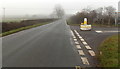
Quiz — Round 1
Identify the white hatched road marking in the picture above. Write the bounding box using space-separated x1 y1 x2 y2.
73 36 76 38
74 30 77 33
75 41 79 44
76 45 81 49
88 50 96 56
74 39 77 41
80 39 85 42
79 36 82 39
82 42 87 45
81 57 89 65
78 50 85 55
85 46 92 49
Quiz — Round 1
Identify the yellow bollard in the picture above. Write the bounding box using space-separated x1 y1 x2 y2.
84 18 87 25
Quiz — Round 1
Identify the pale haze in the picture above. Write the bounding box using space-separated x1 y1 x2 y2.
1 0 119 16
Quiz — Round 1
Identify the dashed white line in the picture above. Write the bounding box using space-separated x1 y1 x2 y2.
85 46 92 49
73 36 76 38
78 50 85 55
82 42 87 45
74 39 77 41
80 39 85 42
76 45 81 49
78 36 82 39
75 41 79 44
81 57 89 65
88 50 96 56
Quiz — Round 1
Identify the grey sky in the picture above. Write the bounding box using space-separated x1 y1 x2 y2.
1 0 119 16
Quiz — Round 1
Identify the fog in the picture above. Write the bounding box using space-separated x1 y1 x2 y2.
1 0 119 17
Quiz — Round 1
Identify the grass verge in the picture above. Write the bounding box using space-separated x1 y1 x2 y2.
0 22 48 37
98 35 119 67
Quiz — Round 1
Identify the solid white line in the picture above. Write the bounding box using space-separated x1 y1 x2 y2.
82 42 87 45
88 50 96 56
103 31 119 33
81 57 89 65
76 45 81 49
95 31 103 33
85 46 92 49
78 50 85 55
75 41 79 44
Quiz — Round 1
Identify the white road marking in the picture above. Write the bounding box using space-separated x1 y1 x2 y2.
77 34 80 36
85 46 92 49
103 31 119 32
95 31 103 33
73 36 76 38
75 41 79 44
74 30 77 33
80 39 85 42
75 66 81 69
88 50 96 56
78 36 82 39
81 57 89 65
74 39 77 41
78 50 85 55
77 35 81 37
76 45 81 49
82 42 87 45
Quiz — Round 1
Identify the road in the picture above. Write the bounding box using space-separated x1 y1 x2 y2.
70 25 118 67
2 19 118 68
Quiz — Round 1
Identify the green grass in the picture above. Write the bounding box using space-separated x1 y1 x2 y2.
98 35 119 67
0 22 48 37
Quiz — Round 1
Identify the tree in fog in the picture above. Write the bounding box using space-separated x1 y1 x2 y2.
54 5 65 18
105 6 116 25
96 7 104 25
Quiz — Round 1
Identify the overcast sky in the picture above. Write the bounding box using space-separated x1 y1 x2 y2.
1 0 119 16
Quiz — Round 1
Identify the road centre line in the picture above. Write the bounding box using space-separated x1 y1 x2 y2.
81 57 90 65
88 50 96 56
78 50 85 55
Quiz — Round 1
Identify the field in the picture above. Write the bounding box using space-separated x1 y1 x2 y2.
1 19 57 36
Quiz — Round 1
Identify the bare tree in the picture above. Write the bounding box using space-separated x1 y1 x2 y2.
96 7 104 25
105 6 116 25
54 5 65 18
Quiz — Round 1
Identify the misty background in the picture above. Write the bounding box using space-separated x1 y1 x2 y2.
0 0 119 20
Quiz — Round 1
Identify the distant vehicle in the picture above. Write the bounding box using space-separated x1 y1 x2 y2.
80 18 92 31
